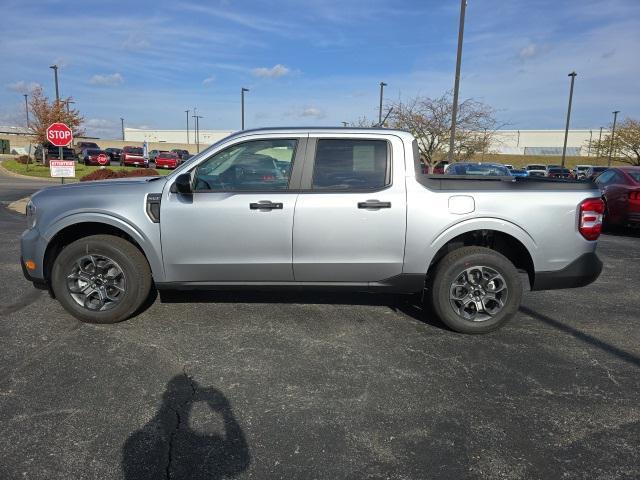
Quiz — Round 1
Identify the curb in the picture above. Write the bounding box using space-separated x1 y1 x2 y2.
0 160 77 183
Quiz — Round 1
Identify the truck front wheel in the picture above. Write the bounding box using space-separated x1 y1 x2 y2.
51 234 152 324
429 247 522 334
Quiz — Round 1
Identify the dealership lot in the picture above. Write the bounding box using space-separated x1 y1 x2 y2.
0 178 639 479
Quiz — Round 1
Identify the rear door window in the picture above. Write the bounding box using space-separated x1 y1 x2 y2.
312 139 389 190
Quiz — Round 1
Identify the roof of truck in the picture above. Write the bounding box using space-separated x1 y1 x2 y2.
230 126 414 140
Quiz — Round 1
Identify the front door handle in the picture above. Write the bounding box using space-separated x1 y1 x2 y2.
358 200 391 209
250 201 283 210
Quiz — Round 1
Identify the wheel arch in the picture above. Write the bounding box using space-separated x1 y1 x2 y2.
42 215 163 289
425 221 537 288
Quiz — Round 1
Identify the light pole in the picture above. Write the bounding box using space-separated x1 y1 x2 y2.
597 126 603 157
448 0 467 163
23 94 30 128
185 109 190 144
378 82 387 125
241 87 249 130
608 110 620 166
193 114 203 153
561 71 577 168
120 117 125 141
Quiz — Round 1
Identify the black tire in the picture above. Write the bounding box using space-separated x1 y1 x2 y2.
429 246 522 334
51 234 152 324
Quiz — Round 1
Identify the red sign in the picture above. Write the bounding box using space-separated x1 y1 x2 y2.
97 153 109 165
46 122 73 147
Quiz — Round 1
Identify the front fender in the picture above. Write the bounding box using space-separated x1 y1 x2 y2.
43 212 165 282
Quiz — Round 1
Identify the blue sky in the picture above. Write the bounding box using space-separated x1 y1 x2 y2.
1 0 639 138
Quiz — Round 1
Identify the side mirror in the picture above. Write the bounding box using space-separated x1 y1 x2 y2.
172 172 193 194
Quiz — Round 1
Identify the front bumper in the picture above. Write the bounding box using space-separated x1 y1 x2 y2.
20 227 48 285
531 252 603 291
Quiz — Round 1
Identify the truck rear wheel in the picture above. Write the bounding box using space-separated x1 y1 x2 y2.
429 247 522 334
51 234 152 324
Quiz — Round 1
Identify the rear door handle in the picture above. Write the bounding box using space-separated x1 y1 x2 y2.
250 201 283 210
358 200 391 209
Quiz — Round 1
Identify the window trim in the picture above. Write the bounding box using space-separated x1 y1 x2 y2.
189 137 306 194
300 137 393 193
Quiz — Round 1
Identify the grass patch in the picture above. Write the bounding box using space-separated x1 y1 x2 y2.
2 159 171 179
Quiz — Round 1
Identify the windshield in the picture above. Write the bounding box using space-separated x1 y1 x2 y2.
527 164 546 170
124 147 143 154
549 168 570 173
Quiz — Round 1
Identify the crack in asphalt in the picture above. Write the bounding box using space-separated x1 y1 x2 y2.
165 365 198 480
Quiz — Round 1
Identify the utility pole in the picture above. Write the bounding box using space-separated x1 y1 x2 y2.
607 110 620 167
120 117 125 141
561 71 577 168
49 64 63 183
587 129 593 157
378 82 387 125
185 109 190 144
241 87 249 130
448 0 467 163
65 100 75 113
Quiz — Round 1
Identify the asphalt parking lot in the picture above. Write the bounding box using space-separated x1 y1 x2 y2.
1 175 639 480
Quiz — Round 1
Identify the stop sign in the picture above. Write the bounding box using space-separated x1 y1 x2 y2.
97 153 109 165
46 123 73 147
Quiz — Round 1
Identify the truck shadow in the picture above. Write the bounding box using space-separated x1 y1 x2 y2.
158 290 448 330
520 305 640 368
121 375 250 480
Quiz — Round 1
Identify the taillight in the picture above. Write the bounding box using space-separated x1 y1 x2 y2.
579 198 604 241
629 191 640 206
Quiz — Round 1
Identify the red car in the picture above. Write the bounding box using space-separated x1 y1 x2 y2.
432 160 450 174
155 152 180 169
595 167 640 227
121 146 148 167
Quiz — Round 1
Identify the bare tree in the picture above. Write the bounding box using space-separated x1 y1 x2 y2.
586 118 640 166
29 86 84 145
387 92 500 168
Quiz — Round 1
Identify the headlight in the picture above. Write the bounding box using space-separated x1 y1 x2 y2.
25 200 37 229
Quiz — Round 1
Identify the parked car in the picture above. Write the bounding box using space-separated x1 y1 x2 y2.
81 148 111 166
149 149 169 162
73 141 100 158
105 148 122 162
573 164 592 179
504 164 514 170
546 167 572 179
35 145 76 163
446 162 512 176
510 169 529 178
525 164 547 177
155 152 181 169
595 167 640 227
432 160 450 175
121 146 148 167
585 166 608 181
21 128 604 334
171 149 190 160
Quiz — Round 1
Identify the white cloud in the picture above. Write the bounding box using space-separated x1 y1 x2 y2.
518 43 538 60
300 106 325 118
122 33 150 50
251 64 290 78
202 75 216 86
6 81 42 93
89 73 124 86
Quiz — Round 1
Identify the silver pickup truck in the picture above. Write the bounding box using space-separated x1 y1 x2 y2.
21 128 604 333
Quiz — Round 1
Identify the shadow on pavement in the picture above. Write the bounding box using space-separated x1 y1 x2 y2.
122 375 250 480
520 305 640 368
159 289 447 330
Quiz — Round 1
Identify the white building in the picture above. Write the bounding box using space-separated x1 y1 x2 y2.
491 129 609 156
124 128 235 145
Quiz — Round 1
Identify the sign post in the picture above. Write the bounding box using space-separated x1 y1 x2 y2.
46 123 73 183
